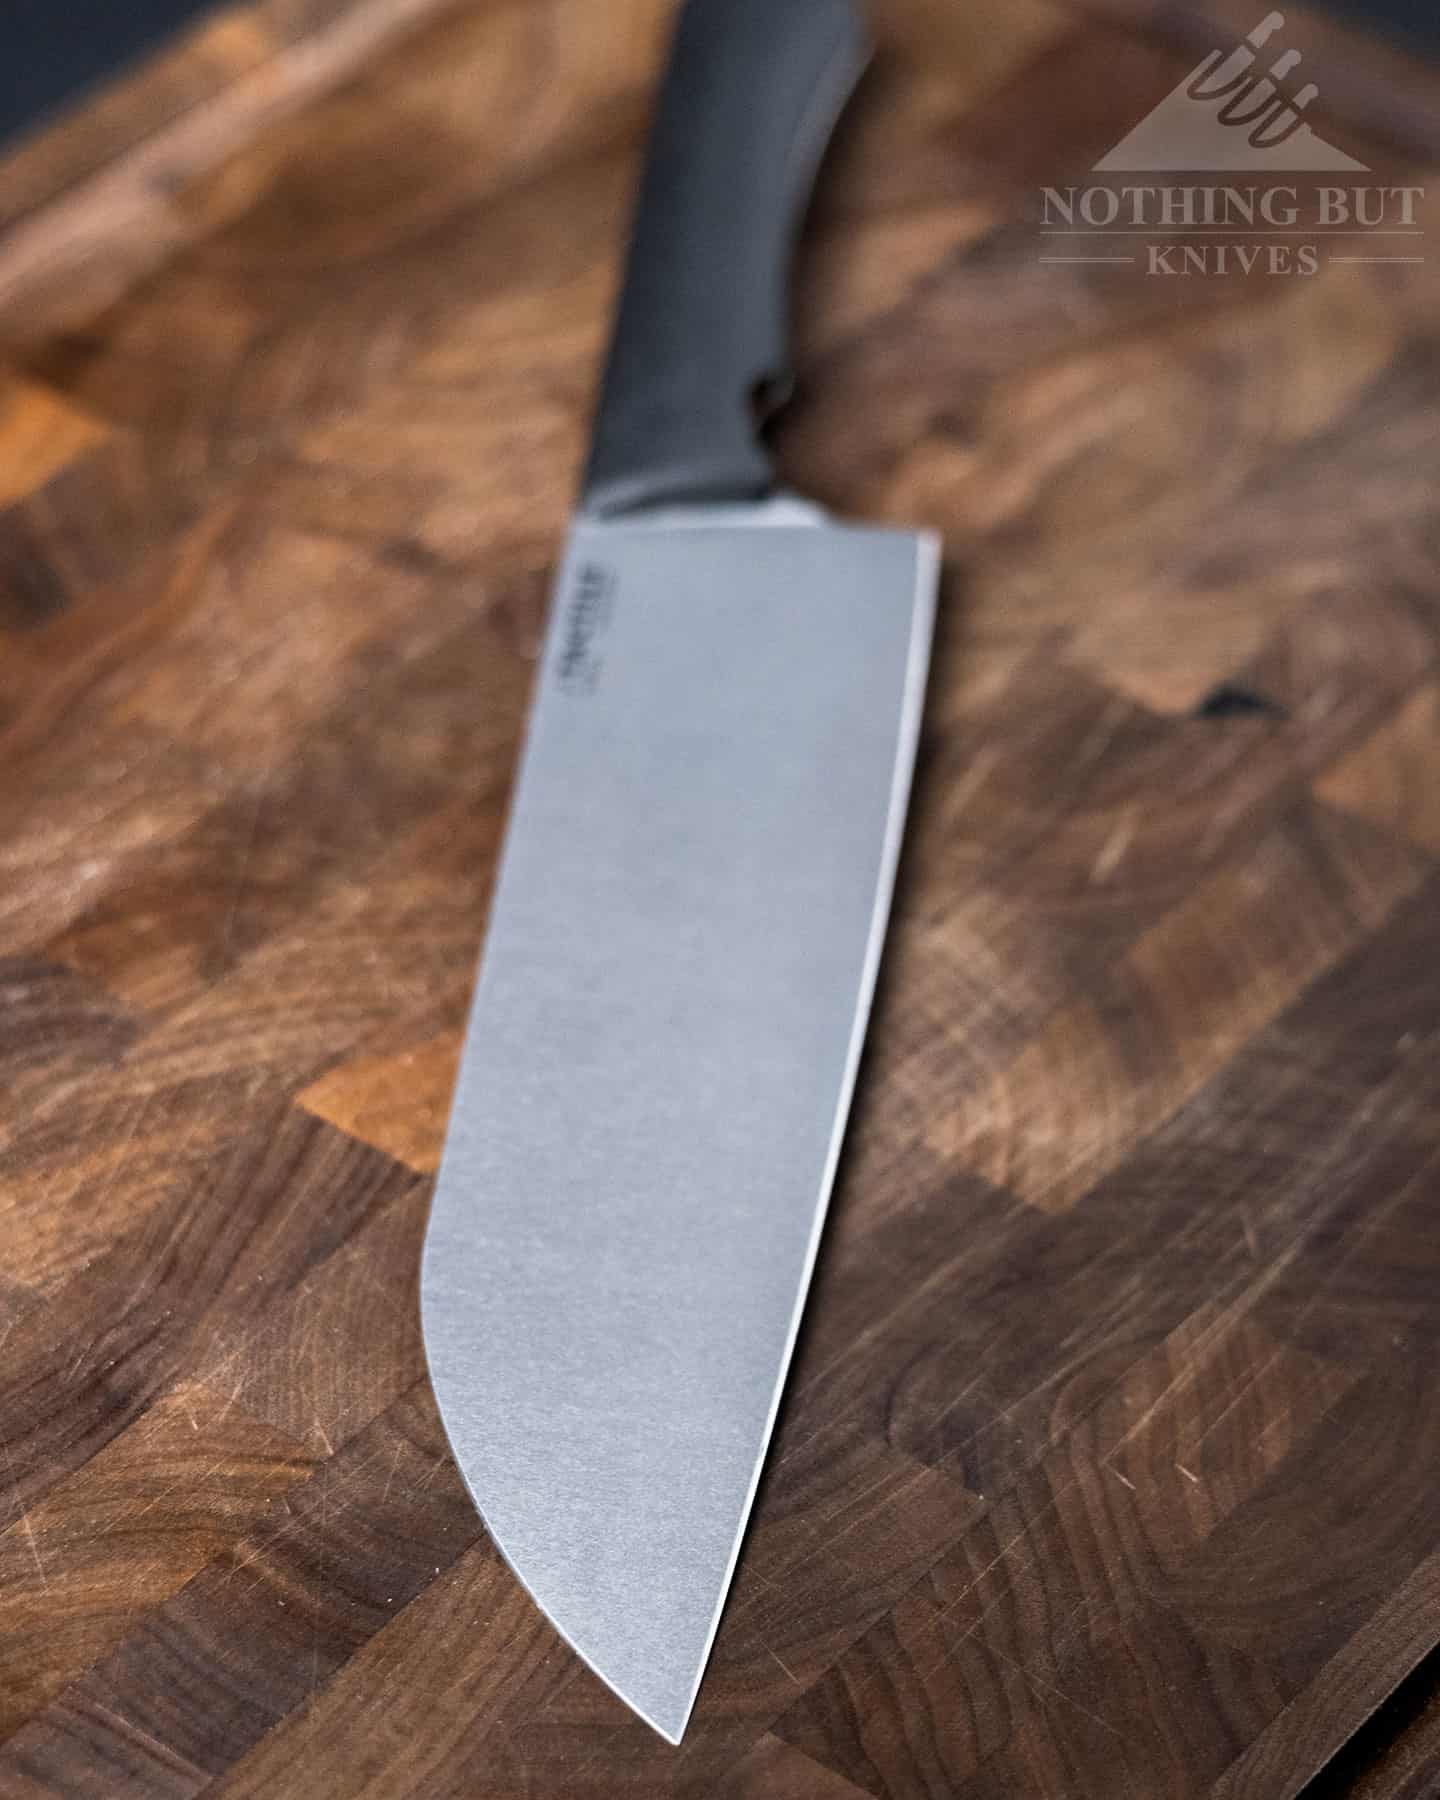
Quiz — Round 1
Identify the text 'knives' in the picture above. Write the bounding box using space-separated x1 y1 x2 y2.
422 0 938 1743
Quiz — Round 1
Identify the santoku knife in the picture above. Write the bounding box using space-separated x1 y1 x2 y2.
422 0 938 1743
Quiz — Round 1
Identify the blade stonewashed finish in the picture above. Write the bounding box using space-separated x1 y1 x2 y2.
422 0 939 1744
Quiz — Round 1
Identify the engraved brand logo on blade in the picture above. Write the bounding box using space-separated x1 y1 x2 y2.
1034 10 1425 281
556 562 615 694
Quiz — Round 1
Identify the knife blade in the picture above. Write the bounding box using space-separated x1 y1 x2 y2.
421 0 938 1744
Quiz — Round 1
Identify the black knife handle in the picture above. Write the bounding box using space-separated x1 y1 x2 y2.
580 0 869 518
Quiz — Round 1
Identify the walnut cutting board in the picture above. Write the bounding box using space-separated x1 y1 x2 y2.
0 0 1438 1795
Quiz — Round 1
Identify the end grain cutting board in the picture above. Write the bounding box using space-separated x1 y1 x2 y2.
0 0 1438 1794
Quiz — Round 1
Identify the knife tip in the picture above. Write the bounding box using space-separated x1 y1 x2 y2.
546 1619 702 1746
628 1692 693 1748
430 1436 707 1744
531 1596 702 1745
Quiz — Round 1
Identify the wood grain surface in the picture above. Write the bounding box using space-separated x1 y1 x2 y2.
0 0 475 349
1 0 1438 1794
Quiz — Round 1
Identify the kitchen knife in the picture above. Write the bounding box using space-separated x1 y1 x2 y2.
421 0 937 1744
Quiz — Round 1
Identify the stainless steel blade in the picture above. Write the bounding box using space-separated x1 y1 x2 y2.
421 508 936 1741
